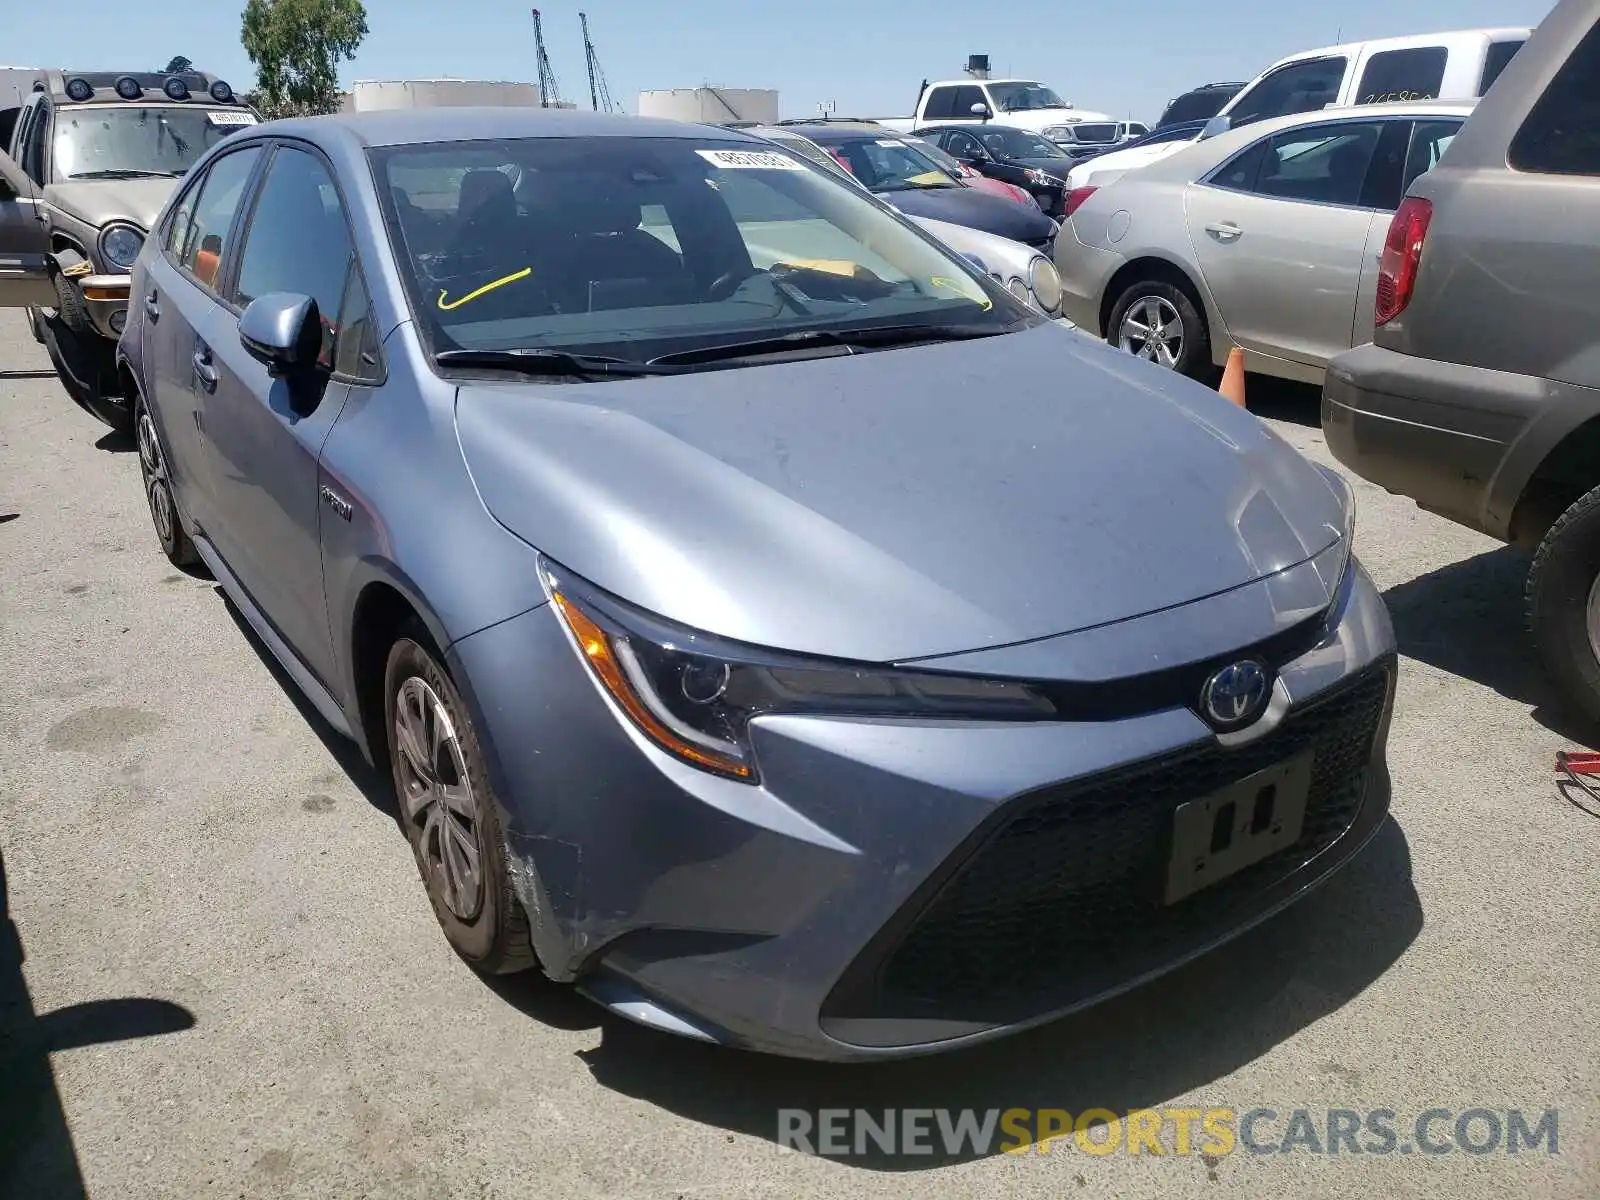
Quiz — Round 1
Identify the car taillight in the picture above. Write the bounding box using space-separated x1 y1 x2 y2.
1065 186 1099 217
1375 196 1433 326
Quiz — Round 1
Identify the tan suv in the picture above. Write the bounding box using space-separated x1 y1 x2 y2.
0 69 255 432
1323 0 1600 721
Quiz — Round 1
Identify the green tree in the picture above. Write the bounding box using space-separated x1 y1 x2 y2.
240 0 367 119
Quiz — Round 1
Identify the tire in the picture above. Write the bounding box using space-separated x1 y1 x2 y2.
134 390 199 568
384 630 536 975
1527 483 1600 727
47 273 131 434
1106 279 1213 380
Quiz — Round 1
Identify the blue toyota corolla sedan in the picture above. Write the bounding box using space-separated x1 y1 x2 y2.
116 108 1397 1061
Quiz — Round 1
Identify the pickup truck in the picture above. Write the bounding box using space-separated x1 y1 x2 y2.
874 77 1118 152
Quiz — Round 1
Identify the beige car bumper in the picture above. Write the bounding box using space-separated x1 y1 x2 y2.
78 274 132 340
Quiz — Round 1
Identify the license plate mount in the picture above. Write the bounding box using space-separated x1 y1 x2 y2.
1164 752 1313 905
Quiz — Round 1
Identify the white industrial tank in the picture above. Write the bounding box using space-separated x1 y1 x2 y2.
636 87 779 124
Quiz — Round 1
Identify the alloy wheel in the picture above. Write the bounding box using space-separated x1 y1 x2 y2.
137 409 176 545
1587 572 1600 668
1118 295 1185 369
394 676 485 921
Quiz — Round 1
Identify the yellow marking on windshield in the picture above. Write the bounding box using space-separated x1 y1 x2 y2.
436 267 533 312
930 276 993 311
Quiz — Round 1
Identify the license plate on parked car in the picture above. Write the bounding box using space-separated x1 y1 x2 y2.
1164 753 1312 905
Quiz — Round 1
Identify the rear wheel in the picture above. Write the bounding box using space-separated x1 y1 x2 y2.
1527 484 1600 727
384 631 536 975
1106 279 1212 380
134 391 198 567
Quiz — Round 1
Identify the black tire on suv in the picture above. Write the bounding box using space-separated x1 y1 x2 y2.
1527 483 1600 727
45 272 131 435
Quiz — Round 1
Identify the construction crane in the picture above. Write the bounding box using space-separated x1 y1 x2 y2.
579 12 617 113
531 8 561 108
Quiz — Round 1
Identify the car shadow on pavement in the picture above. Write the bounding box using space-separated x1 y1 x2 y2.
92 429 135 454
553 818 1420 1170
215 591 400 821
1382 545 1597 746
1243 376 1320 429
0 846 196 1200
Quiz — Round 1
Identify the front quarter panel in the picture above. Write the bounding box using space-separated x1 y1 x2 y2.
317 326 550 716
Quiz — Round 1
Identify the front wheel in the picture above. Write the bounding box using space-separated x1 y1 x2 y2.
134 393 198 567
45 274 130 433
384 631 537 976
1527 484 1600 727
1106 280 1212 380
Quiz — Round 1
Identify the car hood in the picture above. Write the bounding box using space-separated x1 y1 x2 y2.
43 178 178 233
1010 156 1074 181
454 324 1346 663
880 186 1056 243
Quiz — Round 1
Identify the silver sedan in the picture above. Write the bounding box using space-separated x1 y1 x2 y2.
1054 100 1473 383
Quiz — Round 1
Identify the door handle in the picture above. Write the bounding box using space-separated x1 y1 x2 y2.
144 290 160 322
192 347 218 392
1205 222 1243 241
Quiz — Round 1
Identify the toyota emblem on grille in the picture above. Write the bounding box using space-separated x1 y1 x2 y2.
1201 660 1271 727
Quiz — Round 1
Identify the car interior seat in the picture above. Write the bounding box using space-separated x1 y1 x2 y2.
450 169 524 271
530 175 692 312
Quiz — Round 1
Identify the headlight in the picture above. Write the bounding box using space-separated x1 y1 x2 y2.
98 224 145 271
1005 276 1033 305
1028 256 1063 314
1043 125 1071 140
1313 463 1357 588
543 564 1055 782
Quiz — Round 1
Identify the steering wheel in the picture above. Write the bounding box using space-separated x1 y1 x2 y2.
707 265 762 301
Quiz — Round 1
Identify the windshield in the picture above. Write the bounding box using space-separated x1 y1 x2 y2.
51 105 252 180
986 83 1067 112
977 128 1070 159
823 136 960 192
906 138 971 175
373 136 1025 367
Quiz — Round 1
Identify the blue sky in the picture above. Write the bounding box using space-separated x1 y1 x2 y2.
9 0 1557 123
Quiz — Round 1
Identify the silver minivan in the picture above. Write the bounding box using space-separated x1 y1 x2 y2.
1324 0 1600 723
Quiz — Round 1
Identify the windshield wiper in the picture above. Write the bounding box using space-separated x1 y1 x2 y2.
649 323 1012 367
434 348 679 378
68 169 179 180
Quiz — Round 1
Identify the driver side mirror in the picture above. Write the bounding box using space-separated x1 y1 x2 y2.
1200 114 1232 141
970 102 991 121
239 292 326 415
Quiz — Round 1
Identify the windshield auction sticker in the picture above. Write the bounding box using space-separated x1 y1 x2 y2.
695 149 805 171
207 111 258 125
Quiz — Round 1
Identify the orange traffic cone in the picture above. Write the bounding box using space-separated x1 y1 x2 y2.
1219 347 1247 408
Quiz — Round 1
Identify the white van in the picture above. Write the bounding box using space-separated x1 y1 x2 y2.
1211 27 1531 130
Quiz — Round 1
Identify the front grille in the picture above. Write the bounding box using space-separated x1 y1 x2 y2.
824 660 1392 1025
1066 122 1121 144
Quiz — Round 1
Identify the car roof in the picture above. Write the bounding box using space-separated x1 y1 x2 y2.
252 107 756 149
779 122 897 143
1259 26 1531 70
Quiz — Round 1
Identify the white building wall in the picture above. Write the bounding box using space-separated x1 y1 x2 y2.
345 79 577 112
636 88 779 124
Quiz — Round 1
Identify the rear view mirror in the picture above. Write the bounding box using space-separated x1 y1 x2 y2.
1199 114 1232 140
239 292 321 378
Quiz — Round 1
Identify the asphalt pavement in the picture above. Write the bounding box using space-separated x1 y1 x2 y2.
1 310 1595 1199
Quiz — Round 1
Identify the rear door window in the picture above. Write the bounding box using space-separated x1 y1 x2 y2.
1228 57 1348 126
1355 46 1448 104
1254 122 1383 207
1509 18 1600 176
176 145 262 290
1480 39 1525 94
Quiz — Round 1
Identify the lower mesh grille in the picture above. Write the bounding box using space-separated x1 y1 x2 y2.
828 660 1392 1024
